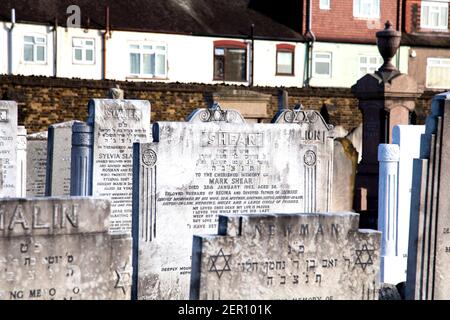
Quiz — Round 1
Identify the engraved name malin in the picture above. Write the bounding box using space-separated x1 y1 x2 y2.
103 107 142 121
201 132 264 147
0 204 79 231
255 222 341 238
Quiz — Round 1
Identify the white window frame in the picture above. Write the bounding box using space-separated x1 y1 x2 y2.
313 52 332 78
353 0 380 19
426 57 450 89
320 0 331 10
358 54 383 77
23 34 47 64
72 38 95 65
420 1 449 30
128 43 167 78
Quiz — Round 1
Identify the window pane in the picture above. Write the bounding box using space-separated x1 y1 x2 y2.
369 57 377 64
214 55 224 79
86 49 94 61
130 44 139 50
315 61 330 75
226 49 246 81
24 36 34 43
422 5 429 26
130 53 140 74
156 54 166 75
440 6 448 27
156 46 165 51
86 40 94 46
316 53 330 59
35 37 45 44
360 56 367 64
143 53 155 75
277 51 293 74
143 45 152 50
36 46 45 61
75 48 82 61
215 48 225 56
24 44 34 61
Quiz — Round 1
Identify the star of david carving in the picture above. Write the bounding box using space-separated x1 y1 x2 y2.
355 244 375 271
114 263 132 295
208 248 232 279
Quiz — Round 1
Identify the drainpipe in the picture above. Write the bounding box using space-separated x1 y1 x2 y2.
53 18 58 77
305 0 316 87
250 24 255 87
102 6 110 80
8 9 16 75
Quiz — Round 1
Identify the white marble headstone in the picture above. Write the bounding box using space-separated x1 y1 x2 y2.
0 101 18 197
132 107 334 299
89 99 151 235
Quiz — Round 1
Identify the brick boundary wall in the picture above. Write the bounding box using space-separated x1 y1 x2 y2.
0 75 439 134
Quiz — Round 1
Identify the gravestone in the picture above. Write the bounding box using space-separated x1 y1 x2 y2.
26 131 48 197
0 197 132 300
331 138 358 212
190 212 381 300
406 92 450 300
45 121 82 196
16 126 27 197
0 160 3 194
88 99 151 235
132 106 334 299
0 101 18 197
378 125 424 285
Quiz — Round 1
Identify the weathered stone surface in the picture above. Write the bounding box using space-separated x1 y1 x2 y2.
406 92 450 300
190 212 381 300
0 197 132 300
0 101 18 197
132 107 334 299
26 131 48 197
89 99 151 235
46 121 82 196
331 138 357 212
379 284 402 300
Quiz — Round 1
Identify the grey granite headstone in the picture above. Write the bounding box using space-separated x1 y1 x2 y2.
26 131 48 197
89 99 151 235
0 101 18 197
45 121 82 196
132 106 334 299
406 92 450 300
190 212 381 300
0 197 132 300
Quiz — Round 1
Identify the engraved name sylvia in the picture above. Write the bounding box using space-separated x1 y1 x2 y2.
201 132 264 147
0 204 79 231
